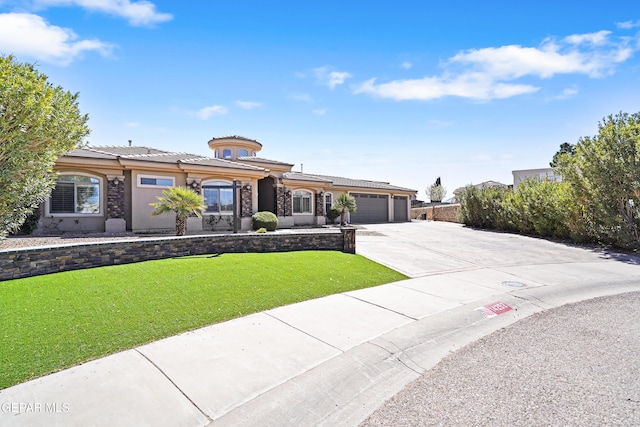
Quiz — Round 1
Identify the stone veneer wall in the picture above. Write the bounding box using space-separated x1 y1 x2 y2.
0 228 356 281
411 204 461 223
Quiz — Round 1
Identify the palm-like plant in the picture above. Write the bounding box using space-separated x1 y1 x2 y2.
150 186 206 236
334 192 357 226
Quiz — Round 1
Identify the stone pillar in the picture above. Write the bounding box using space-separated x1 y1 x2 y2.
105 175 126 232
341 226 356 254
241 184 252 217
315 191 326 225
276 186 285 217
315 191 324 216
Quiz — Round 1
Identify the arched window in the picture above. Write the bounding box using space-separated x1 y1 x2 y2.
238 149 248 157
202 181 234 213
49 174 101 214
292 190 313 214
222 149 232 159
325 193 332 215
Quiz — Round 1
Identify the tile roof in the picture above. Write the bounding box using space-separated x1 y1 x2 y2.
64 146 268 171
238 156 294 167
285 172 416 192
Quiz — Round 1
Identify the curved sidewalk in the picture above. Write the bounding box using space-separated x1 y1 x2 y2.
1 221 639 426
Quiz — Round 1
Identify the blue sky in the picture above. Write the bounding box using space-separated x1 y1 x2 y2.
1 1 639 199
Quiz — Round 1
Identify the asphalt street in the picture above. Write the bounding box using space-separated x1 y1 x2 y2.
360 291 640 426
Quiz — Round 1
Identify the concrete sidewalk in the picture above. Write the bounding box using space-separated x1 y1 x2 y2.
1 221 639 426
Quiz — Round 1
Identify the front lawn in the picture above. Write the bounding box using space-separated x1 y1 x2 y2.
0 251 406 389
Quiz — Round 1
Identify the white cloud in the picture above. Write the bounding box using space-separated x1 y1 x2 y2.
290 93 312 102
0 13 113 65
33 0 173 27
235 101 262 109
355 30 636 101
564 30 611 46
312 108 326 116
617 20 640 29
401 61 412 69
195 105 228 120
313 66 352 89
553 87 579 100
126 121 140 127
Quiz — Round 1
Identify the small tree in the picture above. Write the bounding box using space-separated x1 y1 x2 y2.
550 142 576 167
426 177 447 202
334 192 357 226
0 55 90 238
150 186 206 236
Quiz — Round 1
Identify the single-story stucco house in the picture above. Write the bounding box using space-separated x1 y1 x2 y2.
37 135 416 234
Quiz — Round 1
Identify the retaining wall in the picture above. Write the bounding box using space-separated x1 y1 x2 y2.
0 228 356 281
411 204 461 223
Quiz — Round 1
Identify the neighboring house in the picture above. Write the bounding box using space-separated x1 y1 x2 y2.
452 180 509 202
512 168 561 191
38 135 416 234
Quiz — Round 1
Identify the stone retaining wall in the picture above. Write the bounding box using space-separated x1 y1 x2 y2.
0 228 356 281
411 204 461 223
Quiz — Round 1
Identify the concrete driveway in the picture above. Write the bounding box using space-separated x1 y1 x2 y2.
2 221 639 427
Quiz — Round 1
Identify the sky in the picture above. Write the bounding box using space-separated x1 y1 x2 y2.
1 1 639 200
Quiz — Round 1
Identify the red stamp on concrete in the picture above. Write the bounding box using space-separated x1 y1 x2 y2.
475 301 513 318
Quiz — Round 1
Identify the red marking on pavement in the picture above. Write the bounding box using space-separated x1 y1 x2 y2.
475 301 513 318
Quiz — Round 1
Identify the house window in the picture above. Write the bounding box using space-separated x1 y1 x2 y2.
293 190 312 214
325 193 332 214
238 149 248 157
50 174 101 214
222 149 232 159
138 175 175 187
203 181 234 213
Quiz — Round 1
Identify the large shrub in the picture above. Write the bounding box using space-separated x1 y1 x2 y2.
252 211 278 231
457 185 511 229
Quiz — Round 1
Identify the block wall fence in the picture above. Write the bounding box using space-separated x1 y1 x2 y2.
411 204 461 223
0 228 357 281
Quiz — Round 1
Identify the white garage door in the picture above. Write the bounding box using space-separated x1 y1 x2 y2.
350 193 388 223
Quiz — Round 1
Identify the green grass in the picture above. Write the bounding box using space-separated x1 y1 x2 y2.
0 251 406 389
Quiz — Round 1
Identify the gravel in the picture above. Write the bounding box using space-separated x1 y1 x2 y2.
0 233 144 251
360 292 640 427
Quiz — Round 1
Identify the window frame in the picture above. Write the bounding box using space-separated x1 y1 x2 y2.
222 148 232 159
202 180 234 214
324 192 332 215
137 174 175 188
292 189 313 215
46 173 103 216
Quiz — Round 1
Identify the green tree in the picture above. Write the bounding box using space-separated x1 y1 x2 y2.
558 112 640 248
150 186 206 236
334 192 357 226
550 142 576 168
426 177 446 202
0 55 90 238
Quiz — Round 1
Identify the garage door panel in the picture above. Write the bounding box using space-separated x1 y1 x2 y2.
393 196 408 222
350 193 388 223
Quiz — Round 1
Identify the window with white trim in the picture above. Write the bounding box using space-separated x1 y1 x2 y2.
202 181 234 213
325 193 332 215
138 175 175 188
222 149 232 159
50 174 101 214
238 149 248 157
293 190 313 214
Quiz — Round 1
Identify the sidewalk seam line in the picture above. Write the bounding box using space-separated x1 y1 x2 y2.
134 349 213 423
264 312 345 353
343 293 418 320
